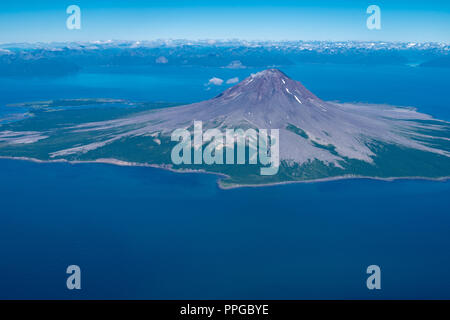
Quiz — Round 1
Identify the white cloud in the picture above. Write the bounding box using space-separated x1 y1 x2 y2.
207 77 224 86
226 77 239 84
155 56 168 64
0 48 12 55
225 60 245 69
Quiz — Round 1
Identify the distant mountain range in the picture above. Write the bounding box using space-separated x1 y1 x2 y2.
0 69 449 187
0 40 448 76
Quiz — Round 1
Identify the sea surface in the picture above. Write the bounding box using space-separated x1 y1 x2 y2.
0 63 449 299
0 159 449 299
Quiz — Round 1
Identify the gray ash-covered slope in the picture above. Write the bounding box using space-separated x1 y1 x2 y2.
1 69 450 186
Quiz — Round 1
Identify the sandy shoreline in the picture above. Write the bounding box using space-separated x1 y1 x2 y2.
0 155 449 190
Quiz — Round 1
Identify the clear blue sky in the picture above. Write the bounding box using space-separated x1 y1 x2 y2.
0 0 449 43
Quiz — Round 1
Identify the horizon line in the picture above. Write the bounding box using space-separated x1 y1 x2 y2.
1 39 449 46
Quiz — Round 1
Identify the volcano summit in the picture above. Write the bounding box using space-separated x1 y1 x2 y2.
1 69 450 187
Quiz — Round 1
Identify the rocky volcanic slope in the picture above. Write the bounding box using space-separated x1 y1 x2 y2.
1 69 450 186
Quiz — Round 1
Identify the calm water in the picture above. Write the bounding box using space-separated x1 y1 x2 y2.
0 64 449 299
0 159 449 299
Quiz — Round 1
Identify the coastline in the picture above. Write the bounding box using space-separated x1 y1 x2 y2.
218 174 450 190
1 155 449 190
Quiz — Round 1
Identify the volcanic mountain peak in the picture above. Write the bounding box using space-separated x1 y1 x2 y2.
250 68 287 79
218 68 320 104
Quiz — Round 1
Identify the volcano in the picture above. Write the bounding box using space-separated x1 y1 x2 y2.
1 69 450 187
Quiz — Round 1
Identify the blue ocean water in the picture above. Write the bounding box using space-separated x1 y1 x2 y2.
0 159 449 299
0 64 449 299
